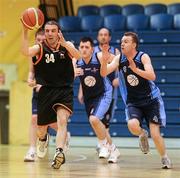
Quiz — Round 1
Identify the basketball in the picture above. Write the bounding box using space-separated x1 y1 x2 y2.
21 7 44 30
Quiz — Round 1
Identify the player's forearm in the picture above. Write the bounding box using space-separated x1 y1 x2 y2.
134 68 156 81
21 27 30 56
63 42 81 59
100 61 108 77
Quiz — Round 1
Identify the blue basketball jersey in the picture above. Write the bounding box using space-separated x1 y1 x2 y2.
76 54 112 101
94 45 118 99
119 51 161 105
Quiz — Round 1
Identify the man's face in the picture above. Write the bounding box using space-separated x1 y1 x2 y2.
79 41 93 59
97 29 111 45
35 34 45 44
44 24 59 45
121 35 136 54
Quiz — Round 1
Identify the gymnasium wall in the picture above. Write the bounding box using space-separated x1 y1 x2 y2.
0 0 38 144
73 0 179 14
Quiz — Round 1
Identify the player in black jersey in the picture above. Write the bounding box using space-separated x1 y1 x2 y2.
100 32 172 169
21 20 81 169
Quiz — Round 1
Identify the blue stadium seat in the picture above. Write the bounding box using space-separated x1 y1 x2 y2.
155 71 180 84
174 14 180 29
139 44 180 57
150 14 173 30
100 4 121 16
158 84 180 97
104 14 126 31
151 57 180 70
126 14 149 31
77 5 99 17
122 4 144 16
144 3 167 15
59 16 81 32
81 15 103 32
167 3 180 15
137 31 180 44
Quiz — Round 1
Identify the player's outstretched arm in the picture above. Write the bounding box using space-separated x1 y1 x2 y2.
58 31 81 59
21 23 40 57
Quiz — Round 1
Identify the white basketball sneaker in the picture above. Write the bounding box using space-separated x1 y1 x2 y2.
99 145 110 159
108 147 120 163
37 134 49 158
24 149 36 162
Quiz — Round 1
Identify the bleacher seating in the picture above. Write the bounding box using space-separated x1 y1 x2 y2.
81 15 103 31
56 3 180 138
104 14 126 32
167 3 180 15
126 14 149 31
122 4 144 16
150 13 174 30
144 3 167 15
99 4 121 16
77 5 99 17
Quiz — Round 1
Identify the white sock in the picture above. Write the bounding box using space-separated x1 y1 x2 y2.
99 138 107 146
29 146 36 153
109 143 116 151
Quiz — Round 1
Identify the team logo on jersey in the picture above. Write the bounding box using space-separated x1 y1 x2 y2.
84 76 96 87
127 74 139 86
59 51 65 59
91 67 99 73
45 53 55 63
152 115 159 123
123 66 127 73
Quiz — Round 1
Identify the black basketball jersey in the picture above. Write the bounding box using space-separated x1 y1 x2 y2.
76 53 112 101
33 42 74 87
119 51 161 105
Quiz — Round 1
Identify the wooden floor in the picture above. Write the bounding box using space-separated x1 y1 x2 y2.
0 144 179 178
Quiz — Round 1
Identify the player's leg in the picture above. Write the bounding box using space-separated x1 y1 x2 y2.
51 107 70 169
36 125 49 158
24 90 38 162
147 98 172 169
24 114 37 162
127 106 149 154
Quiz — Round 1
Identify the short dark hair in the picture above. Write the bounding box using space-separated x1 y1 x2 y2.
80 37 94 47
44 20 60 30
35 28 44 37
124 32 139 49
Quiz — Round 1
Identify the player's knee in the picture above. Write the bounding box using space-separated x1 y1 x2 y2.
89 116 98 125
31 115 37 126
127 119 140 132
37 127 47 139
57 116 68 127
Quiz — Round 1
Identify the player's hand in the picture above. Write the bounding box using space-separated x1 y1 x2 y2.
128 59 137 72
58 30 66 46
35 84 42 92
27 79 36 87
78 94 84 104
102 44 110 62
74 68 84 77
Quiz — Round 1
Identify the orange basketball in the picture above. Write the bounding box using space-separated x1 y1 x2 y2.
21 7 44 30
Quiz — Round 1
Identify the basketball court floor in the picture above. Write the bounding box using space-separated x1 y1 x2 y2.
0 137 179 178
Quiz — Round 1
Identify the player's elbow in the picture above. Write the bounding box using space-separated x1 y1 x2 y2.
150 73 156 81
100 71 107 77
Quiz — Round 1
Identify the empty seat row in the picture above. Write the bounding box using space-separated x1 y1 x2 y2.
59 14 180 32
77 3 180 17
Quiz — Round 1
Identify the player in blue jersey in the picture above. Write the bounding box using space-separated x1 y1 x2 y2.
94 28 120 162
100 32 172 169
76 37 120 163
